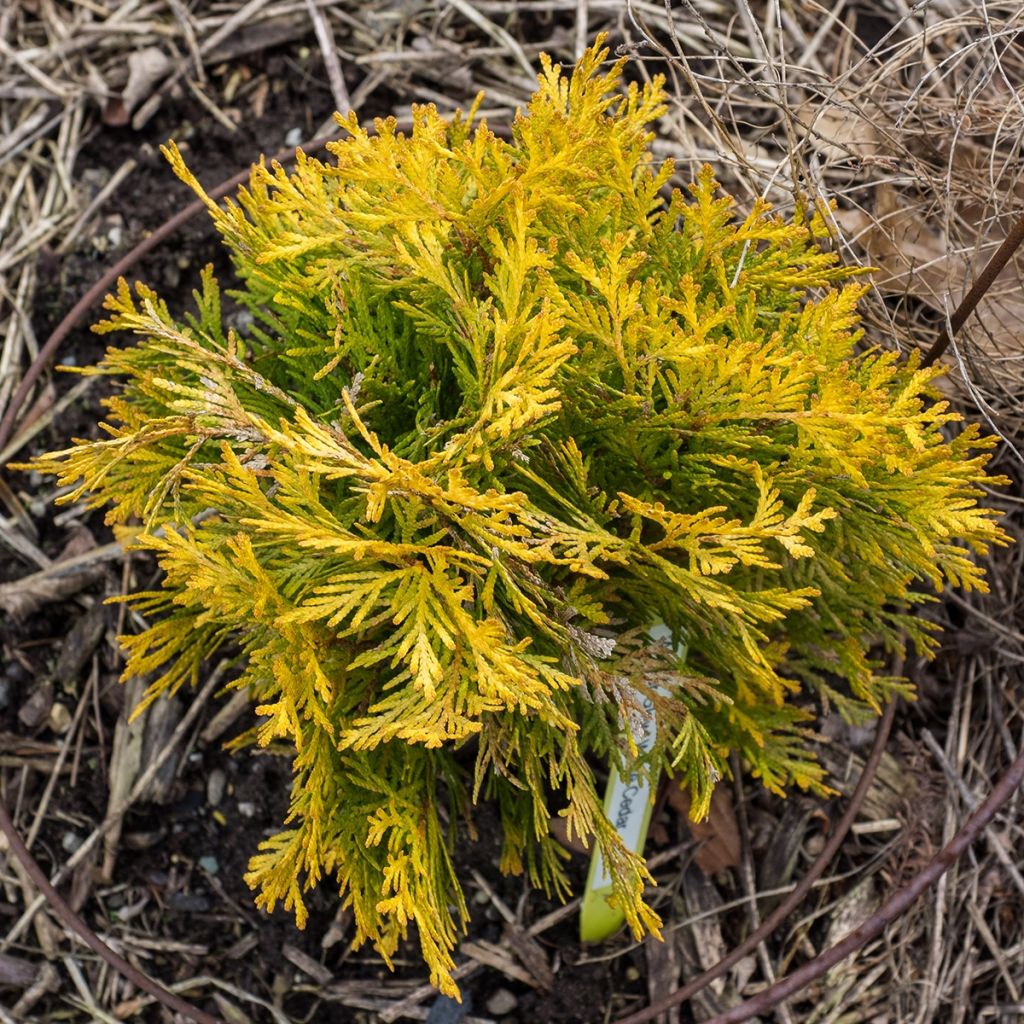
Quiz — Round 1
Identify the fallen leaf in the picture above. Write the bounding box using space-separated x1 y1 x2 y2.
798 95 881 165
835 183 1024 395
834 184 952 297
549 813 590 855
120 46 174 116
57 526 98 561
668 784 741 874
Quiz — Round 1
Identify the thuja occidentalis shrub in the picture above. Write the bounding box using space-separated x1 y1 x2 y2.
25 38 1009 994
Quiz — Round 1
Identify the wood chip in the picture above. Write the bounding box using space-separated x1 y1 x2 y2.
283 942 334 985
0 951 38 988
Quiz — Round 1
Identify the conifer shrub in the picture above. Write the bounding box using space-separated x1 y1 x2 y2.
26 39 1008 993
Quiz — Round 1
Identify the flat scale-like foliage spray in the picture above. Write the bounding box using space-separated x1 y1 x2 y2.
27 39 1007 994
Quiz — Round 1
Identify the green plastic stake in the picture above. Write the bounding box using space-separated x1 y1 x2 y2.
580 624 681 943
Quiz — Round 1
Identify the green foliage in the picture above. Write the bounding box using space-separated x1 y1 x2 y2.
25 38 1008 994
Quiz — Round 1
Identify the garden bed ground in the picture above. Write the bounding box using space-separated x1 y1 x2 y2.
2 2 1024 1022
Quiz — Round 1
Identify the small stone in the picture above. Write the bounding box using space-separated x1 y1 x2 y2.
169 892 210 913
123 830 164 851
237 800 256 818
485 989 517 1016
284 127 303 147
48 702 72 734
226 308 254 331
4 661 29 686
804 832 826 857
206 768 226 807
18 683 53 730
198 855 219 875
427 993 471 1023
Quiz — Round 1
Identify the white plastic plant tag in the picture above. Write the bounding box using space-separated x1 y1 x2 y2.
579 623 682 942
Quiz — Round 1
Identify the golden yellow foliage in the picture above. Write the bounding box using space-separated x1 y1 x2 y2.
23 37 1008 995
